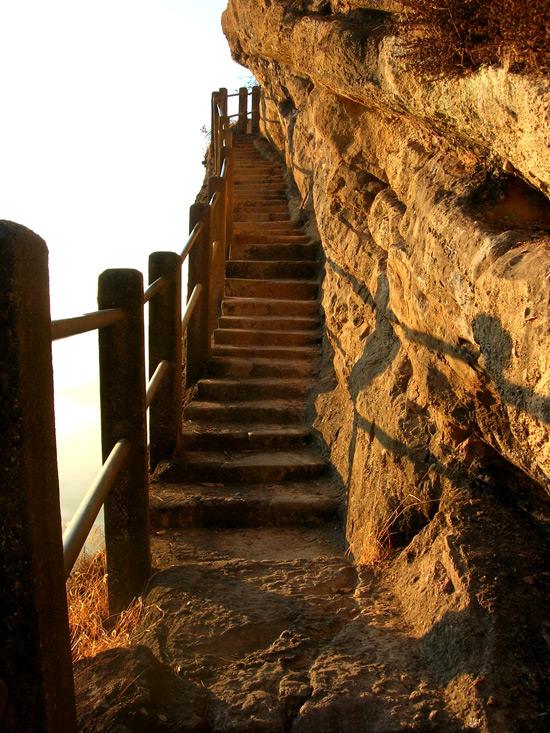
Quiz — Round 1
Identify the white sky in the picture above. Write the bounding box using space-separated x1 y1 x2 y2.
0 0 251 519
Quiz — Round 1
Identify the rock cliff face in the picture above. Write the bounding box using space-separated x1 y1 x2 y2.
222 2 550 724
223 0 550 555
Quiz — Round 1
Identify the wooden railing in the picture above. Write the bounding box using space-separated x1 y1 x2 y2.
0 85 260 732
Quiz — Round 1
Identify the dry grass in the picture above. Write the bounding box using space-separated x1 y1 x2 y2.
66 548 143 663
398 0 550 75
359 493 436 566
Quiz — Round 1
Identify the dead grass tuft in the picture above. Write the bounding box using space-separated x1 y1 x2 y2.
398 0 550 75
66 548 143 663
359 493 436 566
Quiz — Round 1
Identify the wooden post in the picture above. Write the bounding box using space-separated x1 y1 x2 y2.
238 86 248 134
221 145 234 259
211 91 220 174
218 87 228 117
186 204 212 387
251 86 260 133
148 252 182 470
98 269 150 616
0 221 76 731
208 176 227 329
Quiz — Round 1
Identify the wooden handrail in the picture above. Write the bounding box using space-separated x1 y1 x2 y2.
51 308 126 341
62 439 130 578
0 83 260 731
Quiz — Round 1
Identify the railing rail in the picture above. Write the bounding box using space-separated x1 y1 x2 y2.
0 83 260 732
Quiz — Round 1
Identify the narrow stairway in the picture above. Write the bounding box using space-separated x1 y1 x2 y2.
76 134 469 732
150 134 342 536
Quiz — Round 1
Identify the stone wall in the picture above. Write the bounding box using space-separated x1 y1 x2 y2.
222 0 550 560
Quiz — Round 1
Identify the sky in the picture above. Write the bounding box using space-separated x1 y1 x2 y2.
0 0 251 521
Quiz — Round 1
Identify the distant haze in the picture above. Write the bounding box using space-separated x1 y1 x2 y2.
0 0 250 520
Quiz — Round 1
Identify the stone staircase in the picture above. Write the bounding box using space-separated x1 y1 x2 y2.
76 135 467 733
149 134 342 537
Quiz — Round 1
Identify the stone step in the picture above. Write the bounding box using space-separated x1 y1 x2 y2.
225 278 318 300
233 232 311 244
155 448 328 484
234 209 290 219
206 355 318 379
234 162 283 167
234 211 291 223
230 241 318 261
210 343 320 361
233 221 301 233
235 200 289 210
234 183 286 192
222 296 319 317
218 315 319 331
226 260 317 280
234 182 286 192
196 377 310 402
213 327 320 348
235 197 288 206
150 525 345 563
180 423 313 451
183 399 305 424
234 176 284 185
149 478 341 529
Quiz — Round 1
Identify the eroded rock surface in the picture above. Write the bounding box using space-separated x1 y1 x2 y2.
217 0 550 728
75 497 550 730
222 0 550 563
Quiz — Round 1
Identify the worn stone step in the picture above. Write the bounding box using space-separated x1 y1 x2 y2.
213 327 320 348
234 211 291 223
233 179 285 188
210 343 320 361
156 449 328 484
226 260 317 280
235 200 288 210
225 278 318 300
234 209 290 220
230 241 318 261
235 198 288 207
234 192 287 203
183 399 304 424
222 297 319 317
235 181 286 191
233 232 311 245
206 355 318 379
233 221 301 233
150 525 345 564
149 478 341 529
196 377 310 402
234 164 282 171
180 423 313 451
218 315 319 331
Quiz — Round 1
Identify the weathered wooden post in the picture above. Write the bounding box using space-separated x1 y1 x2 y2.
98 269 150 615
238 86 248 134
221 144 234 258
148 252 182 469
208 175 227 329
186 204 212 387
0 221 76 731
251 86 260 133
211 91 220 173
218 87 228 118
